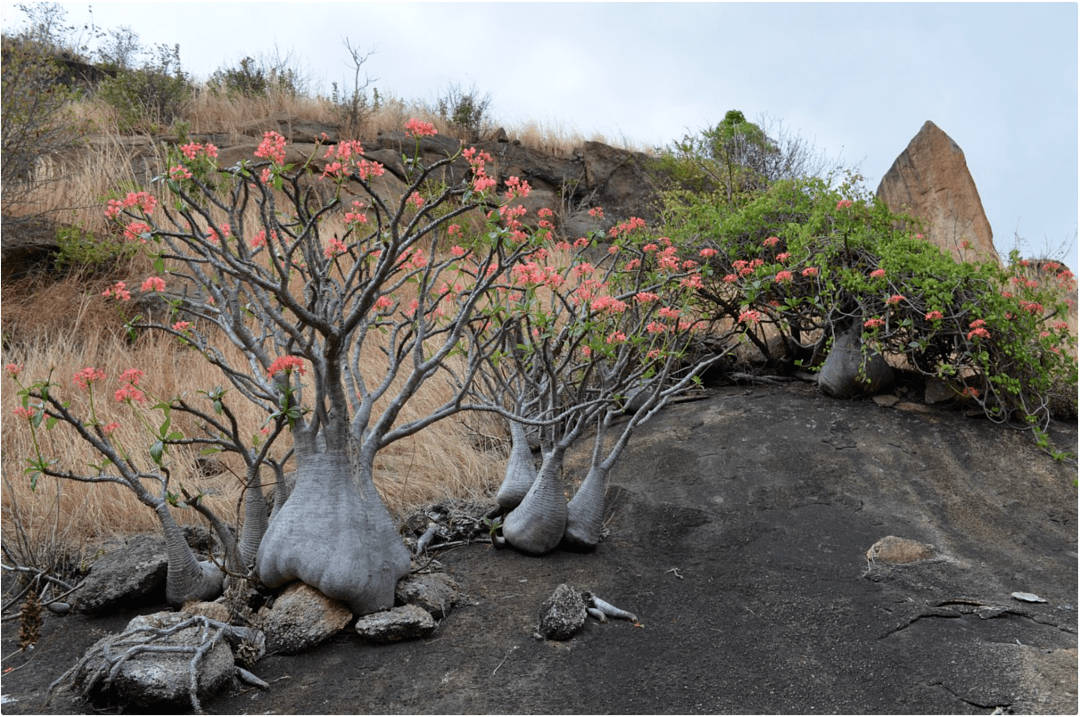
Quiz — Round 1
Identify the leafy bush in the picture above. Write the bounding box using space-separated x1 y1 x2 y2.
661 174 1077 447
434 82 493 142
0 23 84 209
96 43 191 132
208 54 302 98
54 221 138 276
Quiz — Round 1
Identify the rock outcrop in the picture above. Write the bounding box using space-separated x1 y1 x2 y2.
876 120 999 265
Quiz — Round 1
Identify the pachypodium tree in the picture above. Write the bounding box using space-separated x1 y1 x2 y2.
10 121 560 614
661 174 1077 448
470 214 738 554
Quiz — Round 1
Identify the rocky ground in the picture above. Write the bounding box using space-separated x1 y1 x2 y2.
2 381 1076 714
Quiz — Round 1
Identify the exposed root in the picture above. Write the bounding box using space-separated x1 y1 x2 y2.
587 594 638 622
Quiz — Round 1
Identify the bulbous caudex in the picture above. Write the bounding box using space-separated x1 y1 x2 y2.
501 447 569 555
495 420 538 511
155 502 224 607
256 441 411 616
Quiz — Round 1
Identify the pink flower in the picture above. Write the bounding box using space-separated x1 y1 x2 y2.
325 237 348 259
870 268 886 279
140 276 166 293
967 327 991 340
119 368 144 386
699 247 719 258
836 199 853 210
123 221 152 243
680 274 704 290
864 318 885 330
723 274 739 284
255 131 287 165
5 363 22 377
374 295 394 312
268 356 306 377
172 321 192 332
102 282 132 302
169 165 192 180
1020 301 1043 314
635 292 660 304
738 310 760 325
960 386 980 399
775 270 793 283
73 367 106 390
606 331 627 344
658 306 681 320
450 245 467 258
101 422 120 436
405 192 425 210
886 294 905 306
12 406 35 420
969 319 987 328
250 230 268 249
114 383 146 404
591 295 628 314
762 236 780 247
925 310 944 321
801 267 819 278
608 216 646 237
504 176 531 201
588 207 605 220
645 321 668 334
776 252 791 262
404 118 438 137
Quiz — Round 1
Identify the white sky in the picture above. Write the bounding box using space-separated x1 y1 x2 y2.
4 1 1078 271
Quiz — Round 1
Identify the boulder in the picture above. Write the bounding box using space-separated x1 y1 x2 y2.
257 581 353 655
73 534 168 614
354 604 436 643
536 583 587 641
395 573 460 620
866 536 936 564
74 612 236 709
818 330 894 399
876 120 999 265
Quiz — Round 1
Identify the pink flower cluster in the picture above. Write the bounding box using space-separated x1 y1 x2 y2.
102 281 131 302
404 118 438 138
73 366 106 390
762 236 780 247
169 165 193 181
801 267 819 278
864 318 885 329
738 310 760 325
886 294 905 306
322 140 385 180
870 268 887 279
775 270 793 283
966 319 990 340
268 356 306 377
464 147 496 194
106 191 157 220
608 216 646 238
255 131 287 165
925 310 944 321
180 142 219 161
325 237 348 259
836 199 853 210
140 276 166 293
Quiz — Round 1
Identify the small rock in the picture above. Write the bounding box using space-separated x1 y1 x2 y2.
923 376 956 405
355 604 436 643
1011 592 1048 603
537 584 587 641
74 534 168 614
395 573 460 620
75 612 235 708
866 536 935 564
181 600 231 623
258 582 353 655
872 394 900 407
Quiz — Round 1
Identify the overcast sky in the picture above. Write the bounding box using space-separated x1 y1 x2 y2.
5 2 1078 271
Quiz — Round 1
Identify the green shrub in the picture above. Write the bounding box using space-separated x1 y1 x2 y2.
208 55 301 98
96 43 191 132
435 82 492 142
662 174 1077 447
54 221 138 276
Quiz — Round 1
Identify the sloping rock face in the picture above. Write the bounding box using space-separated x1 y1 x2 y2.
876 120 1000 265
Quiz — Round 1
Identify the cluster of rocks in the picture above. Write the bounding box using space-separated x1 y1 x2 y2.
58 529 464 710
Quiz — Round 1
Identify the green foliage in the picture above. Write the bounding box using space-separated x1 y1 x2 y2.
435 82 492 142
96 43 191 132
0 30 84 209
208 55 301 98
661 174 1078 440
54 221 138 276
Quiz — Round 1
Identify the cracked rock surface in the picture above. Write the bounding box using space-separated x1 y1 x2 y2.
3 383 1075 714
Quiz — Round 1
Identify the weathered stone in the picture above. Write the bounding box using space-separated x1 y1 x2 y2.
866 536 936 564
876 121 999 265
395 573 460 620
75 612 235 708
74 534 168 614
257 582 353 655
872 394 900 407
181 600 231 623
536 583 587 641
923 375 956 404
818 330 894 399
354 604 436 643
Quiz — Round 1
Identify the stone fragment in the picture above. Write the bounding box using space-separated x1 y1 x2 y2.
74 534 168 614
872 394 900 407
354 604 436 643
876 120 999 265
536 583 587 641
257 581 353 655
74 612 235 708
395 573 460 620
923 375 956 404
181 600 231 623
866 536 936 564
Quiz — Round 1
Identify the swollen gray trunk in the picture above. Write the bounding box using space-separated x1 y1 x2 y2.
496 420 537 511
255 444 411 615
502 448 568 555
564 464 609 548
155 502 224 607
818 329 894 398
